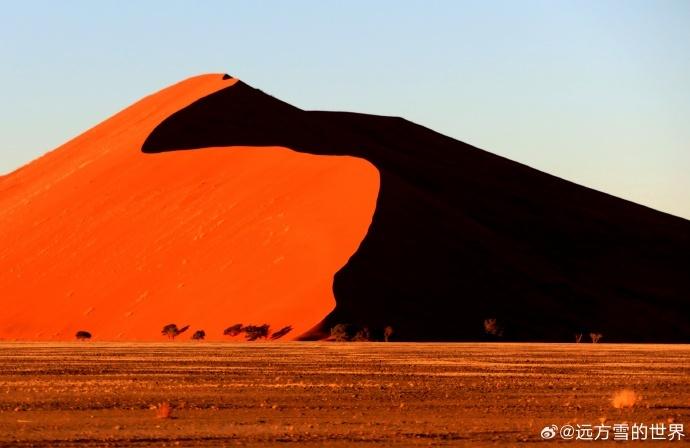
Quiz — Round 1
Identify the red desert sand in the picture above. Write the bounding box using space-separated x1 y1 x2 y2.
0 74 379 341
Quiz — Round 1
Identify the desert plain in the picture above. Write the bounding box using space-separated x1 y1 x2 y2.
0 342 688 446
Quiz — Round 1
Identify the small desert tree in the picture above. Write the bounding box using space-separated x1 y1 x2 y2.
574 333 583 343
161 323 190 340
75 330 92 340
162 324 178 339
270 326 293 340
352 327 370 342
330 324 349 342
384 326 394 342
223 324 244 337
590 332 603 343
483 318 503 337
192 330 206 340
243 324 270 341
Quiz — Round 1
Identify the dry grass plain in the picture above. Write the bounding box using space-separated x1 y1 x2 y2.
0 342 689 447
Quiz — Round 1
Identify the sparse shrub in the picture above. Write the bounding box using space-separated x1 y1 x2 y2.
75 330 92 340
161 323 189 340
191 330 205 340
384 326 394 342
611 389 640 409
270 326 293 340
223 324 244 337
243 324 270 341
155 402 173 419
590 332 603 343
575 333 583 343
352 327 370 342
484 318 503 337
330 324 349 342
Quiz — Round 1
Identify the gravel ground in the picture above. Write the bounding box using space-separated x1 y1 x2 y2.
0 342 689 446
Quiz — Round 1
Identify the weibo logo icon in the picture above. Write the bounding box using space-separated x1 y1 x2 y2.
541 425 558 440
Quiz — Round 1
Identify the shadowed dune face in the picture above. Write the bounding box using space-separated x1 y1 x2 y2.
0 75 379 340
144 81 690 342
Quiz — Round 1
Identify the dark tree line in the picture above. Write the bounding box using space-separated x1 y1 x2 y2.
330 324 395 342
224 323 293 341
157 322 294 341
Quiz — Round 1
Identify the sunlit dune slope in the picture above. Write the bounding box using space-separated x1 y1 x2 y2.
0 75 379 340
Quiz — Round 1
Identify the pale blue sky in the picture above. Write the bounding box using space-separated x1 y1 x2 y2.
1 0 689 218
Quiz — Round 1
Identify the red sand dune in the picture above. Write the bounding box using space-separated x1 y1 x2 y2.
0 74 379 340
140 77 690 342
3 73 689 342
